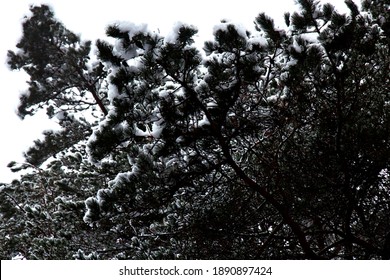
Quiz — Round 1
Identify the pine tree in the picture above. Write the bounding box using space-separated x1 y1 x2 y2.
7 4 108 119
1 5 113 259
84 0 390 259
1 152 100 259
2 0 390 259
6 5 109 168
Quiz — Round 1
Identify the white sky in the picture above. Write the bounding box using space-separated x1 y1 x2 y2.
0 0 349 183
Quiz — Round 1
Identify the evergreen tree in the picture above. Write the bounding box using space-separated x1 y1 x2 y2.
1 151 101 259
2 0 390 259
1 5 113 259
7 5 109 167
7 4 108 119
84 0 390 259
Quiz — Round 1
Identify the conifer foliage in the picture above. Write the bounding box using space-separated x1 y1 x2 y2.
1 0 390 259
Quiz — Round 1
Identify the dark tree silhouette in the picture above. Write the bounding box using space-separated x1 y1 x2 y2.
1 0 389 259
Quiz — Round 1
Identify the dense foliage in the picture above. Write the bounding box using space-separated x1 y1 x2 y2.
1 0 390 259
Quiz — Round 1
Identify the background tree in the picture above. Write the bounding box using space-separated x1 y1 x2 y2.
1 150 102 259
7 4 108 118
7 4 109 167
1 5 113 259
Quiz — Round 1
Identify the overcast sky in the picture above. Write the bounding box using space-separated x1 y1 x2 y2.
0 0 350 183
